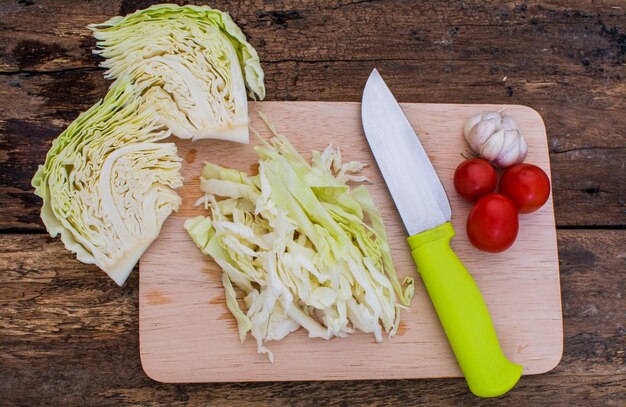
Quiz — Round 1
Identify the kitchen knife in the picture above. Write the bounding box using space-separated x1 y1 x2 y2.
361 69 523 397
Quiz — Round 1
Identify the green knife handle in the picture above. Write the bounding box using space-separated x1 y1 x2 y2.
407 222 523 398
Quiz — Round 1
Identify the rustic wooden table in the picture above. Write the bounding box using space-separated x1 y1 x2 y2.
1 1 624 405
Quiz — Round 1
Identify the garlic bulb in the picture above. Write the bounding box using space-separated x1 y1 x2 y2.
463 111 528 167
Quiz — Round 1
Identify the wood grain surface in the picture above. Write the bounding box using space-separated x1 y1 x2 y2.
0 0 624 405
140 102 562 382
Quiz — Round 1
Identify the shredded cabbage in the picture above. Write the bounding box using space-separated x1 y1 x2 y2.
89 4 265 143
32 80 183 285
185 115 414 361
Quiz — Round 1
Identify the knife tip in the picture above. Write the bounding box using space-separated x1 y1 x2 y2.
364 68 385 99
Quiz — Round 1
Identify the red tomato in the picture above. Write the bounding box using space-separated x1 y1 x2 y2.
500 163 551 214
467 193 519 253
453 158 498 202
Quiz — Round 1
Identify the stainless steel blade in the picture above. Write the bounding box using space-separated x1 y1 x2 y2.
361 69 451 236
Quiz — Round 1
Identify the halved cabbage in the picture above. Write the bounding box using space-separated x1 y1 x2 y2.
185 115 414 361
32 80 183 285
89 4 265 143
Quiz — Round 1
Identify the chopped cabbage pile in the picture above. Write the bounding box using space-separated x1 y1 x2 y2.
89 4 265 142
32 81 183 285
185 116 414 360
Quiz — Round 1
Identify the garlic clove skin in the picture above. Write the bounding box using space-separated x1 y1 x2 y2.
493 129 528 167
494 130 521 167
482 111 502 128
501 114 518 131
468 119 498 151
480 128 505 162
464 113 484 139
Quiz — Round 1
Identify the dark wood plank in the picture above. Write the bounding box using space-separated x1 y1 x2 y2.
1 230 624 405
2 1 626 72
1 1 625 230
0 1 115 73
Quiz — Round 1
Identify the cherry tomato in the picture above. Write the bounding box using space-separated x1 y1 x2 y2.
467 193 519 253
453 158 498 202
500 163 551 214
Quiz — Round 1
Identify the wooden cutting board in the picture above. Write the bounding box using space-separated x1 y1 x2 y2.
139 102 562 383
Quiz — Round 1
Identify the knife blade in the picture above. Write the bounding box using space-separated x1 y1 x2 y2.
361 69 451 236
361 69 523 398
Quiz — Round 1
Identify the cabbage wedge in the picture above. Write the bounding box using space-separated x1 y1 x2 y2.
185 116 414 361
32 80 183 285
89 4 265 143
